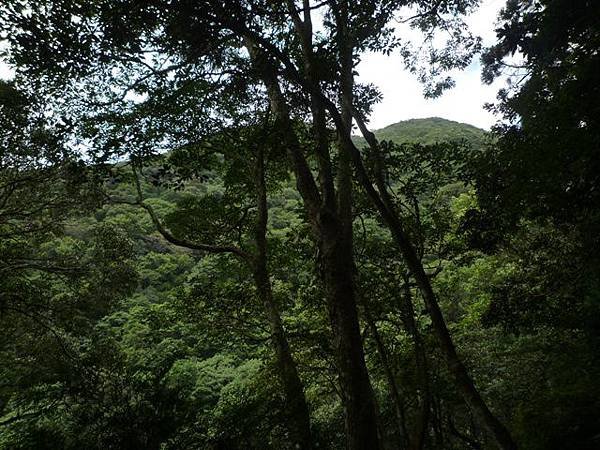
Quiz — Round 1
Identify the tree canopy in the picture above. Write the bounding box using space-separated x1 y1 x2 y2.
1 1 599 449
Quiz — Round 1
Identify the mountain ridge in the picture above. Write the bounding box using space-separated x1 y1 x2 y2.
352 117 487 147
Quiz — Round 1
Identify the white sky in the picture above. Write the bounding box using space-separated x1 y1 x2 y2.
357 0 506 130
0 41 13 80
0 0 506 130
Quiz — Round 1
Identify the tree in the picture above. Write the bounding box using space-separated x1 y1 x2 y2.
478 0 600 229
1 1 516 448
0 81 141 443
244 2 516 448
126 122 314 449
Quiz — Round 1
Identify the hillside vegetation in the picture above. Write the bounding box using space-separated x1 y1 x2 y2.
353 117 487 147
2 1 599 449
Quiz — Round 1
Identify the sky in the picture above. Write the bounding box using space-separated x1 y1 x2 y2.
357 0 507 130
0 0 506 130
0 42 13 80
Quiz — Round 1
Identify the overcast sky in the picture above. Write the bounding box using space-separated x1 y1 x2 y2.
0 0 506 130
357 0 506 130
0 41 13 80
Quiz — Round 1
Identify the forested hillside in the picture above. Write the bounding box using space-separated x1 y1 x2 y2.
352 118 486 147
1 1 599 450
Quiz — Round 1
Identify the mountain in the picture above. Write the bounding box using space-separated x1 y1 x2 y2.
352 117 487 147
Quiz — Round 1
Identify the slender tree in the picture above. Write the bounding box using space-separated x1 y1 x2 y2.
126 124 313 449
244 2 516 448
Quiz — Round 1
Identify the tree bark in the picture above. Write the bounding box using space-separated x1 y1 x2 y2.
319 218 380 450
246 28 380 449
329 4 381 447
343 119 517 450
400 276 430 450
250 44 516 444
361 300 409 447
268 8 514 440
267 38 516 445
253 143 312 449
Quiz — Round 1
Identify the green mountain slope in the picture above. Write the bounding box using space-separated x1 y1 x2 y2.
352 117 487 147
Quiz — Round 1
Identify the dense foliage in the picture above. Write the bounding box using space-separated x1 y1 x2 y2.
1 1 599 449
352 117 486 147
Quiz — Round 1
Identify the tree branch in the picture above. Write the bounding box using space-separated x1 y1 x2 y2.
130 165 251 261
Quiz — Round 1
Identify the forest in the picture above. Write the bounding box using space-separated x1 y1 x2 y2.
0 1 599 449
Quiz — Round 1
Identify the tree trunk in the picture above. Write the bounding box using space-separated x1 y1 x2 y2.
243 43 515 444
280 84 517 448
330 4 381 448
380 200 515 450
319 217 380 450
400 276 430 450
135 130 313 449
361 300 408 447
346 120 517 450
252 264 313 449
253 143 312 449
246 29 380 449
